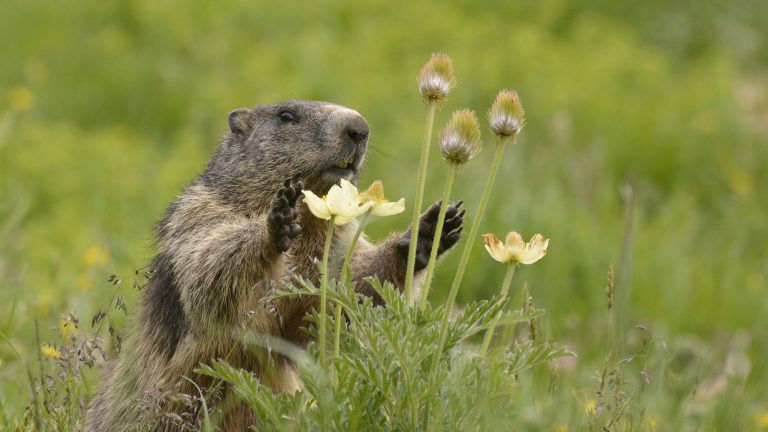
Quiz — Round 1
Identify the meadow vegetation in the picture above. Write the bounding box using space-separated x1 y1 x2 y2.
1 0 767 430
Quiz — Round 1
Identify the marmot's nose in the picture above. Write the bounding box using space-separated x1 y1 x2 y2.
343 115 370 145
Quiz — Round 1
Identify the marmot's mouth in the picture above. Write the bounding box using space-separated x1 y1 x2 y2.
322 153 360 180
335 154 356 169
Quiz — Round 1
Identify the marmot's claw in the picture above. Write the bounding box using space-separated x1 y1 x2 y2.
397 199 465 272
269 178 304 253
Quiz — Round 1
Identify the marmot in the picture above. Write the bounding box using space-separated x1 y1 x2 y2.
86 100 464 431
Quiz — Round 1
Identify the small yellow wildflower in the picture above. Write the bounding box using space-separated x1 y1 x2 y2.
34 289 54 316
40 344 61 359
84 244 110 267
648 414 660 431
482 232 549 265
553 426 567 432
584 399 597 415
8 86 36 112
302 179 374 225
757 410 768 429
76 273 94 291
358 180 405 217
728 169 754 196
59 317 78 338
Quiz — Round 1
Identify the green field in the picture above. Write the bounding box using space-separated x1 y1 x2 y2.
1 0 767 430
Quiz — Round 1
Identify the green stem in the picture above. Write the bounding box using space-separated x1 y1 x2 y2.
319 217 335 366
419 164 459 310
334 212 370 358
480 263 517 356
431 136 507 372
405 103 437 304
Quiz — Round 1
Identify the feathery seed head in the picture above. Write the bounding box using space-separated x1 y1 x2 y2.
488 89 525 138
439 109 482 166
419 53 456 106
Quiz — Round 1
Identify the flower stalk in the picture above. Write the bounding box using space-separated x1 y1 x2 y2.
334 211 371 358
318 216 335 366
404 103 436 304
420 109 481 308
431 136 506 370
419 165 457 310
480 263 517 356
405 54 456 304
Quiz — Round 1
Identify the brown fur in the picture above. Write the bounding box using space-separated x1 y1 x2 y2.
85 100 461 431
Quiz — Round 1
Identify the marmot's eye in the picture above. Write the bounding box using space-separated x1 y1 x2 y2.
278 110 297 123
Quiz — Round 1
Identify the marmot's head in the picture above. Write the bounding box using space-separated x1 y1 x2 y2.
202 100 370 211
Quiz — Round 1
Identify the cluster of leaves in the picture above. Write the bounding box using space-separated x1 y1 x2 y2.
197 277 570 431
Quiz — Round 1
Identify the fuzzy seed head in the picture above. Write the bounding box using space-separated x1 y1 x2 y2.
439 109 482 166
488 89 525 137
419 53 456 106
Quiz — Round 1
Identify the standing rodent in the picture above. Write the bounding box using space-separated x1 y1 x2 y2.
85 100 464 431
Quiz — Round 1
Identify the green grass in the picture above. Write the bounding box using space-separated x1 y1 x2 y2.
2 0 768 430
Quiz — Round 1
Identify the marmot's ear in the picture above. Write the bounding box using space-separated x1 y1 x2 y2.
228 108 253 135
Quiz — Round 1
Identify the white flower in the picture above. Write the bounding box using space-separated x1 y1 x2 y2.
482 232 549 265
302 179 374 225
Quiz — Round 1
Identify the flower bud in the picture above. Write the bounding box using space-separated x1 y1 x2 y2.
419 53 456 106
487 89 525 138
439 109 482 166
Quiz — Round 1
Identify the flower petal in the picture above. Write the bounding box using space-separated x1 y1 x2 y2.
504 231 525 249
327 180 362 217
482 233 508 263
371 198 405 216
519 234 549 265
302 190 331 220
333 201 373 225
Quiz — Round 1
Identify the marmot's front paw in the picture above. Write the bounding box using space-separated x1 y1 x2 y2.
268 178 304 253
396 200 464 271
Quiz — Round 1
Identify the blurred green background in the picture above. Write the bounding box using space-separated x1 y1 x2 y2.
1 0 767 426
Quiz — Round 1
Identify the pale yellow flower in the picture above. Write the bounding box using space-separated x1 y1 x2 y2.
482 232 549 265
302 179 374 225
419 53 456 105
8 86 36 112
488 89 525 137
358 180 405 217
40 344 61 359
